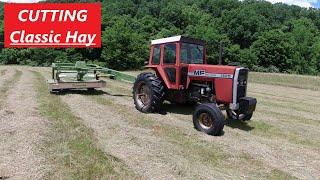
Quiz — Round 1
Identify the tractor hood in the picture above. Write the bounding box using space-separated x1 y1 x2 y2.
187 64 241 104
188 64 238 79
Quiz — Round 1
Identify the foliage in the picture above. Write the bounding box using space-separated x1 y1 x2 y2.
0 0 320 75
251 29 294 72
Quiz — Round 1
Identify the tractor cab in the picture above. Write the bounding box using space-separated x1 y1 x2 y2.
146 36 206 90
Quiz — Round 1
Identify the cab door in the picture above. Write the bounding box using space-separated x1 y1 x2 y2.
178 43 190 89
160 42 179 89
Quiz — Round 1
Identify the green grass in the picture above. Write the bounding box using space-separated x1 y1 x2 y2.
0 70 22 106
250 72 320 90
31 71 139 179
249 92 318 112
268 169 298 180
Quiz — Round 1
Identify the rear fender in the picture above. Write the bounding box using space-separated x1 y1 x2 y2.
145 66 175 89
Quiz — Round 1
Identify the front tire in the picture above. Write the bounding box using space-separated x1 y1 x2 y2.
193 103 225 136
133 72 165 113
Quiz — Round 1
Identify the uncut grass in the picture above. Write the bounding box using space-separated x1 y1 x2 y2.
31 71 139 179
0 70 22 106
249 84 320 102
249 91 320 110
250 72 320 91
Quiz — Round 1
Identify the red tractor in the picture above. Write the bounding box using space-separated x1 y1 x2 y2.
133 36 257 135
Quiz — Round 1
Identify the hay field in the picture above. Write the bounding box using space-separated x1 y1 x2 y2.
0 65 319 179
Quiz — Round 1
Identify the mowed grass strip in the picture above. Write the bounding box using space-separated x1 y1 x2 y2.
0 69 7 76
250 72 320 91
247 118 320 148
31 71 139 179
112 71 320 148
86 92 294 178
108 77 320 145
89 95 232 175
0 70 22 106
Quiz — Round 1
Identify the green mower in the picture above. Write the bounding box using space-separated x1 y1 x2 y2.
47 61 136 92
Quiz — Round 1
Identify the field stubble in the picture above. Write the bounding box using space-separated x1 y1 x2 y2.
0 66 319 179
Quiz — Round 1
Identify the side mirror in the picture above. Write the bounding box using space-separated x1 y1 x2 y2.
144 61 149 66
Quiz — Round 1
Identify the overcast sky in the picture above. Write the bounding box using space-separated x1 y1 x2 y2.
266 0 320 8
0 0 320 8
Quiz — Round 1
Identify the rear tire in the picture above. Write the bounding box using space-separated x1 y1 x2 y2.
133 72 165 113
193 103 225 136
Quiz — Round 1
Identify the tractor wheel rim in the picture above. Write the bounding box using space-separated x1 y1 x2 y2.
136 83 150 107
198 112 214 130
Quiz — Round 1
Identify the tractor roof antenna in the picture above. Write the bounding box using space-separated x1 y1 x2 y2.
219 41 224 65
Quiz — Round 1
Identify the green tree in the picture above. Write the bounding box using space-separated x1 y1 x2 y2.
311 38 320 74
221 6 270 48
284 18 318 74
101 16 148 70
251 29 294 72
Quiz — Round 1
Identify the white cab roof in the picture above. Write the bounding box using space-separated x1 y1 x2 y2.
151 35 182 45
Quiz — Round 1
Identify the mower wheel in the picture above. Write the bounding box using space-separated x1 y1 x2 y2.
193 103 225 136
133 72 165 113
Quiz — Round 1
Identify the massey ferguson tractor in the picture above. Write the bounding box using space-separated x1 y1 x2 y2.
133 36 257 136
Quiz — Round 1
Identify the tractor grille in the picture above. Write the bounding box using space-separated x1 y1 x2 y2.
237 69 248 100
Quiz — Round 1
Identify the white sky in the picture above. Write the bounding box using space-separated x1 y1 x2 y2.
0 0 319 8
266 0 318 7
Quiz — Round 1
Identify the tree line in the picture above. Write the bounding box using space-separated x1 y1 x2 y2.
0 0 320 75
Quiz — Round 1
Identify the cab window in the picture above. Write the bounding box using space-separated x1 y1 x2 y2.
164 43 176 64
180 43 204 64
152 46 160 65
